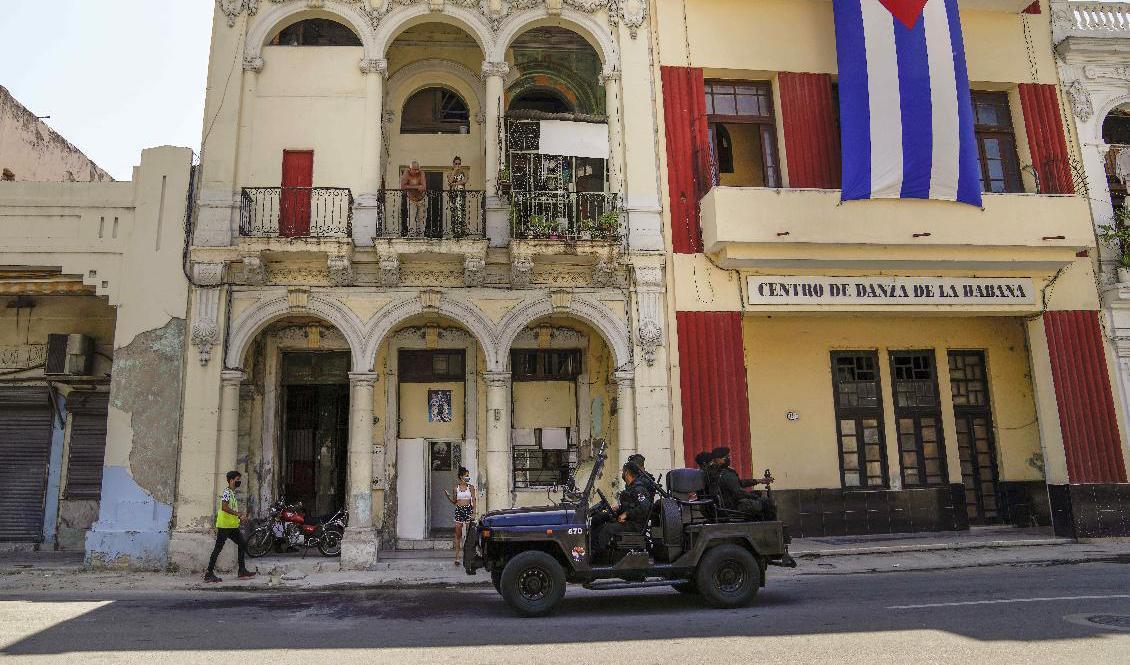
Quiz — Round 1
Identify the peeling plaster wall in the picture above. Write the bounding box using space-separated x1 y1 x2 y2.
86 318 185 570
0 85 113 183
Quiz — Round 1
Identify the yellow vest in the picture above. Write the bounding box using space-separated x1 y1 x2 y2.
216 489 240 529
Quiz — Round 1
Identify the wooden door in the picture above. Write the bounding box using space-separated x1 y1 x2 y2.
280 150 313 237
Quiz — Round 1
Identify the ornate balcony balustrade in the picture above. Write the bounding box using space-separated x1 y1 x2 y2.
375 189 486 239
239 187 353 238
1053 1 1130 39
509 191 622 242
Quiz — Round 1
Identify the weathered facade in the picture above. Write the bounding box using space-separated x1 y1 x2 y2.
0 85 113 183
0 145 192 563
171 0 667 571
656 0 1130 539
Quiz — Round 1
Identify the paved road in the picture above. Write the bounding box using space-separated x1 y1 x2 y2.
2 559 1128 664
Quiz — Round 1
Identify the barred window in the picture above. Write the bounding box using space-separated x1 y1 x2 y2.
831 352 888 489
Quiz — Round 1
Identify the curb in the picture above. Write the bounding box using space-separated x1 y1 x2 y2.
791 537 1075 558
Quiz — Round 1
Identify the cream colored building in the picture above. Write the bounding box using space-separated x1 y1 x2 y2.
655 0 1130 539
0 85 113 183
171 0 668 570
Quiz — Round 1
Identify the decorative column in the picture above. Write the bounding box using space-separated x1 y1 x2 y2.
484 371 512 511
343 371 379 569
614 369 637 460
601 67 624 194
216 370 244 487
354 58 388 246
482 61 511 247
234 57 263 189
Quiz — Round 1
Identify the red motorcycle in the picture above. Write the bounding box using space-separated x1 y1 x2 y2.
246 499 347 558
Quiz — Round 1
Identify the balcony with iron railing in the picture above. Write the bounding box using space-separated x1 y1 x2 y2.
375 189 486 239
239 187 353 239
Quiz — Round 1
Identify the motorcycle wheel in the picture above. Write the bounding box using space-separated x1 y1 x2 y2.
246 527 274 558
318 526 344 557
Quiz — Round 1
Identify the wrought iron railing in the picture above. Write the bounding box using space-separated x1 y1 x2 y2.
375 189 486 239
509 191 621 241
240 187 353 238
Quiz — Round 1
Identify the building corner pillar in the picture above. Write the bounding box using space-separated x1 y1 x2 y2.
482 61 511 247
614 369 637 460
343 371 379 569
484 371 512 512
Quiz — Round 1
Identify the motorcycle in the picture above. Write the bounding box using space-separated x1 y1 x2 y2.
246 499 347 558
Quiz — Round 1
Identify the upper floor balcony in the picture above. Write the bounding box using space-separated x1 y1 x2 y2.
1053 2 1130 42
700 186 1093 272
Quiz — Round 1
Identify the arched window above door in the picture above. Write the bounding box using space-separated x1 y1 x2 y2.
270 18 362 47
401 87 470 134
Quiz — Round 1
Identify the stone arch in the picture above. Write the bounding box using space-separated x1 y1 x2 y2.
496 294 632 373
245 2 378 62
386 58 487 119
491 7 619 69
373 4 494 60
226 291 368 371
362 294 500 371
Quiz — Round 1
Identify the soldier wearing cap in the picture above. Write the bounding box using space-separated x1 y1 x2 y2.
592 461 654 560
627 453 658 502
711 446 775 520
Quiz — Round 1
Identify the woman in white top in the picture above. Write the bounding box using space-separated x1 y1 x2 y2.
444 466 476 566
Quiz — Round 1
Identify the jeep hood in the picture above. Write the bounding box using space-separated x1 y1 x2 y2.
482 505 574 527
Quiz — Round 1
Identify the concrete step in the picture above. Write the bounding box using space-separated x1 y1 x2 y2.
380 548 455 560
247 554 342 576
394 539 455 551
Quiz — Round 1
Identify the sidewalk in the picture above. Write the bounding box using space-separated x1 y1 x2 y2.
2 528 1127 594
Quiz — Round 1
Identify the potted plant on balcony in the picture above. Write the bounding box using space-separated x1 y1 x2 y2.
526 214 554 239
496 168 512 197
578 217 596 241
1098 207 1130 284
593 210 621 241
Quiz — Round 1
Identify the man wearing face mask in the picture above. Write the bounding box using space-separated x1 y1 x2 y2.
204 470 257 583
711 447 775 521
592 462 653 561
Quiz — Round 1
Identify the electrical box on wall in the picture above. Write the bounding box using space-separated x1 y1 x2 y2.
45 334 94 377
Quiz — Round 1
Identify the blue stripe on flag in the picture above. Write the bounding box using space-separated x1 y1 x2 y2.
945 0 982 207
834 0 872 201
893 13 933 200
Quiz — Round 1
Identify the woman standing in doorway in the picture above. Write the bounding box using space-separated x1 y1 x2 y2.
444 466 476 566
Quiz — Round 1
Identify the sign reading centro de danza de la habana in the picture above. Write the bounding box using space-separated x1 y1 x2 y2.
745 275 1036 307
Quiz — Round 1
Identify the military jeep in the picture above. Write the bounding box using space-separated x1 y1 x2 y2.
462 445 795 617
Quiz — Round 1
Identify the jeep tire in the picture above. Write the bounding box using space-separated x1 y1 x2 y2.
695 544 760 608
500 551 566 617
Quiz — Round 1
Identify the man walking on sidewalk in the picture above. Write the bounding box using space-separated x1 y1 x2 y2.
204 471 257 583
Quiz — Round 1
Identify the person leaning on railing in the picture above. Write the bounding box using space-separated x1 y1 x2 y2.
400 161 428 237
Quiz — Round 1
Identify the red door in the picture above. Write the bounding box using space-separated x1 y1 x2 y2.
280 150 313 237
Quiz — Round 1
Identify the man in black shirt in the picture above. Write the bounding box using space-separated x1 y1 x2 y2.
593 462 654 559
627 453 658 502
711 446 775 520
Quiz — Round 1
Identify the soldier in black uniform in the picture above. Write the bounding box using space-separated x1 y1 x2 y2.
627 453 658 502
711 446 775 520
592 462 654 559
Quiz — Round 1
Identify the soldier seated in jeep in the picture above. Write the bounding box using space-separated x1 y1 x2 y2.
591 461 653 562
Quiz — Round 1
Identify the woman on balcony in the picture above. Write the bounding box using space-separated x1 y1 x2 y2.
447 156 468 238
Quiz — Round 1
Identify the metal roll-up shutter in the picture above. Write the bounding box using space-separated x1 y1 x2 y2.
64 393 110 500
0 386 54 542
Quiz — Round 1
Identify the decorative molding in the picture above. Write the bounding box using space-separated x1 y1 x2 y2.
378 251 400 287
328 255 354 286
191 287 223 366
227 290 367 370
274 324 349 348
243 255 267 285
632 263 664 367
420 290 443 309
483 371 511 388
359 57 389 75
348 371 380 388
512 326 585 348
496 293 632 371
221 368 246 386
1065 79 1095 122
287 287 310 310
243 56 265 73
612 368 634 386
464 253 486 287
592 256 616 287
1085 64 1130 81
617 0 647 39
511 252 534 289
392 325 473 345
219 0 260 27
481 60 511 80
193 262 226 287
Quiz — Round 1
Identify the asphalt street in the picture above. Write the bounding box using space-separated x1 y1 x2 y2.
1 559 1129 664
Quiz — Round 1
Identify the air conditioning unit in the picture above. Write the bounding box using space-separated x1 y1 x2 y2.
45 334 94 377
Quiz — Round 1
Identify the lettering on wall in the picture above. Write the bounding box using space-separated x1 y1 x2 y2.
745 276 1036 307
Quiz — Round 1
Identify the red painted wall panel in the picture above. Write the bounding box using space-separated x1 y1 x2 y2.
778 72 841 189
1023 2 1041 15
1044 311 1127 483
661 66 713 254
676 311 753 476
1019 84 1075 195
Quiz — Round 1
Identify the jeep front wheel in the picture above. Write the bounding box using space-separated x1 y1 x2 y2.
695 544 760 608
499 551 566 617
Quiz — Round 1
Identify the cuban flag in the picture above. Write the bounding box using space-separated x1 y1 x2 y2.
834 0 982 207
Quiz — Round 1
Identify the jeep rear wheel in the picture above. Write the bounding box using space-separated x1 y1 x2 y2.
499 551 566 617
695 544 760 608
